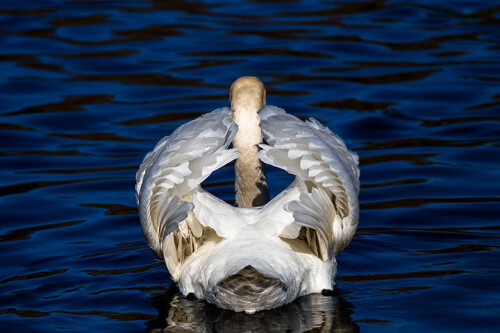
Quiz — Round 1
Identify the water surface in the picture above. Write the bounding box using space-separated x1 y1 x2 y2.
1 0 499 331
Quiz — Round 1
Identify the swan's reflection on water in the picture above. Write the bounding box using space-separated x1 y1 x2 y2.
146 287 360 332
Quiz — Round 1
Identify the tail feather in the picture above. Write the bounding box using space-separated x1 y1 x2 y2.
215 266 288 313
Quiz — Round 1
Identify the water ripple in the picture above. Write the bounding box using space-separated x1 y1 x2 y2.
1 0 499 331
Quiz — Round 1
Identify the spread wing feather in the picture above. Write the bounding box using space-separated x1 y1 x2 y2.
136 108 239 259
258 105 359 255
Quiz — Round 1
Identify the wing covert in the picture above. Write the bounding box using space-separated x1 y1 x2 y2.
258 105 359 255
136 108 239 259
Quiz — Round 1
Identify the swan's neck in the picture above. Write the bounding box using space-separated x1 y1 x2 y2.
232 91 269 208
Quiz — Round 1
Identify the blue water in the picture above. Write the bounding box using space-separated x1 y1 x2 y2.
1 0 499 331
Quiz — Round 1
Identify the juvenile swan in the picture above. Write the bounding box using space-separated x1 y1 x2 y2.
136 76 359 313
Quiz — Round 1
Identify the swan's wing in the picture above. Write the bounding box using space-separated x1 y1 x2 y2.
136 107 239 265
191 188 251 238
258 105 359 256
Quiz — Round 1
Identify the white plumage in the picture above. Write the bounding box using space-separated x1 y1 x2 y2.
136 77 359 313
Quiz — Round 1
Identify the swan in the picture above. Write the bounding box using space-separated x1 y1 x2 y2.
136 76 359 314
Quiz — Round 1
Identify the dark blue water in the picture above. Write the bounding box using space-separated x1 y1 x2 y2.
1 0 499 331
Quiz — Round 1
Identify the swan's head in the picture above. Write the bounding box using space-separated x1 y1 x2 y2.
229 76 266 113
